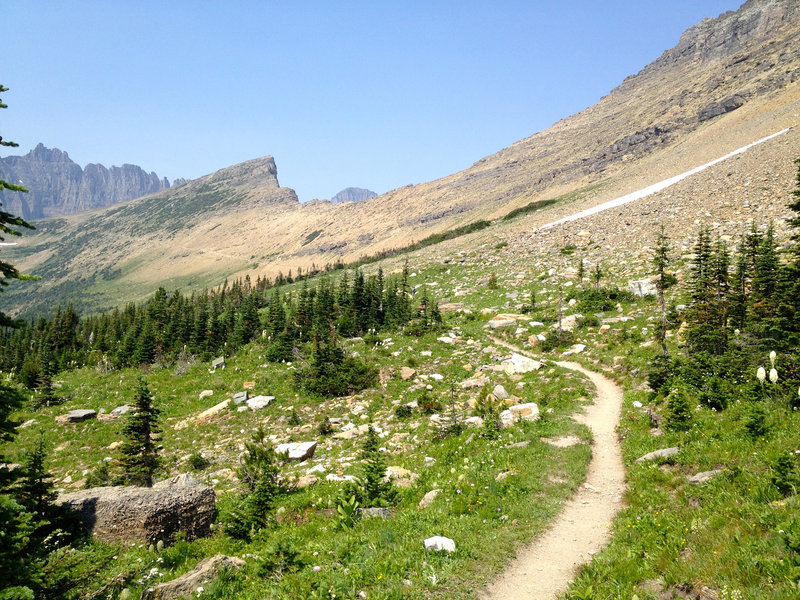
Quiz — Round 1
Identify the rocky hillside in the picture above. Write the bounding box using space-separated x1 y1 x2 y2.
3 0 800 319
0 144 172 220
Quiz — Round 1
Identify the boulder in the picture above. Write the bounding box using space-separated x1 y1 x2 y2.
635 447 680 463
509 353 541 373
424 536 456 553
194 399 230 425
687 469 723 485
492 384 509 400
486 317 517 330
246 395 274 411
418 488 442 509
295 474 319 488
198 390 214 400
627 278 657 297
211 356 226 370
400 366 417 381
509 402 540 421
141 555 245 600
437 336 455 344
55 409 97 425
275 441 317 462
385 466 419 488
460 375 489 389
555 314 582 332
232 391 249 405
58 482 216 544
111 404 132 417
437 302 465 313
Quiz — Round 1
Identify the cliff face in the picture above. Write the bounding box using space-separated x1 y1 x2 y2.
0 144 171 220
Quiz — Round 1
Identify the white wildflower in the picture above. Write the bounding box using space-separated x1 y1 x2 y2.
756 366 766 383
769 368 778 384
769 351 777 367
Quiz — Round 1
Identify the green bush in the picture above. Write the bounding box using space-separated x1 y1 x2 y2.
664 388 692 431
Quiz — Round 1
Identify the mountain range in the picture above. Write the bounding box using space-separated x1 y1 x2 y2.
3 0 800 318
0 144 178 220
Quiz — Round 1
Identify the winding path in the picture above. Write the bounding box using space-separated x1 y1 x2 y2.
481 341 626 600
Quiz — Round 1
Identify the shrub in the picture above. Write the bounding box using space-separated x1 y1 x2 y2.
664 388 692 431
187 453 210 471
393 404 413 419
417 390 442 414
743 403 770 440
770 453 799 497
227 426 287 540
258 540 306 580
317 416 333 436
349 425 398 508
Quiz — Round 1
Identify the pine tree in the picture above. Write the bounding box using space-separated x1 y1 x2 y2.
652 224 672 356
357 425 398 507
0 84 36 329
116 377 160 487
230 426 285 538
15 436 58 530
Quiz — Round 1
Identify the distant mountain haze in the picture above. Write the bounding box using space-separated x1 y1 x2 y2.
329 188 377 204
0 143 177 220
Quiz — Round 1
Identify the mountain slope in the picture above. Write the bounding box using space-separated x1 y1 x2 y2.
3 0 800 318
0 144 172 220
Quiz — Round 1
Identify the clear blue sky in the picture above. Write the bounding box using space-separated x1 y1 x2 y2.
3 1 741 202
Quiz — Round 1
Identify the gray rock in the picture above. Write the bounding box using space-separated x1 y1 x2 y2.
417 488 442 509
635 447 680 463
211 357 226 370
56 409 97 424
246 395 274 410
492 385 509 400
141 555 245 600
110 404 132 417
275 441 317 462
698 94 745 122
58 482 216 544
358 507 391 519
627 278 657 297
232 391 249 405
687 469 723 485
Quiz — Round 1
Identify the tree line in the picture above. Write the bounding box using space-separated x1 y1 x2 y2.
0 262 439 391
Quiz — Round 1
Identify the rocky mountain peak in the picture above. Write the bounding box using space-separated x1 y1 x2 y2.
654 0 800 67
0 144 172 220
330 187 377 204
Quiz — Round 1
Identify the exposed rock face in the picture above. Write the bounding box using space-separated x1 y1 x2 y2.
141 555 245 600
329 187 377 203
58 479 216 544
0 144 171 220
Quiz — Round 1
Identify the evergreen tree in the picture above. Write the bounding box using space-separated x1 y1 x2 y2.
355 424 398 507
116 377 160 487
652 224 672 356
229 426 286 538
0 85 36 328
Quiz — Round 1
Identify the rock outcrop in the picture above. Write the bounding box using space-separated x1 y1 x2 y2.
141 555 245 600
0 144 171 220
58 477 215 544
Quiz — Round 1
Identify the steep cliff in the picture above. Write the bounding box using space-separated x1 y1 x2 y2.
0 144 171 219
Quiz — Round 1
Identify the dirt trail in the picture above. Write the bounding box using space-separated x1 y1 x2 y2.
482 341 625 600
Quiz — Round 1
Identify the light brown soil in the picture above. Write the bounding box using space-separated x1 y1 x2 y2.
481 347 625 600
